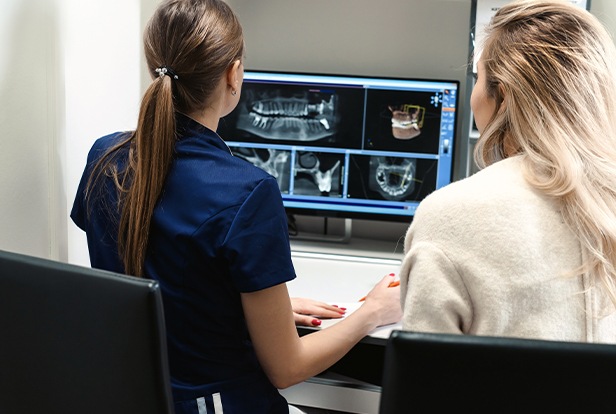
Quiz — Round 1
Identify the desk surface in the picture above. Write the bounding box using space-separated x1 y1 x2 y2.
288 248 403 340
284 243 403 413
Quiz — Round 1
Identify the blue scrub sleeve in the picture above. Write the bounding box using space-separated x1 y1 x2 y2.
70 134 122 232
71 170 87 231
71 144 99 232
222 177 296 292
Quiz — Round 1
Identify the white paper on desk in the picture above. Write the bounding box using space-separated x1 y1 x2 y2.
315 302 402 340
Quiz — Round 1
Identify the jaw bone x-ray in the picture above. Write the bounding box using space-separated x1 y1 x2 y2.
236 88 338 142
232 147 292 192
368 156 417 200
294 151 343 196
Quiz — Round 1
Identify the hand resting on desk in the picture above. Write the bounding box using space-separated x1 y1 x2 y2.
241 274 402 388
291 297 346 326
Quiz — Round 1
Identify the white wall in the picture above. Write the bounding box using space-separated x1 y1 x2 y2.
0 0 58 258
0 0 141 264
593 1 616 25
62 0 142 266
0 0 615 263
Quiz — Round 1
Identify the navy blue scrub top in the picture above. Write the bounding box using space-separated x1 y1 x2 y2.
71 113 296 413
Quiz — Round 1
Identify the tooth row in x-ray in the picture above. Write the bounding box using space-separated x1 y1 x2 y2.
237 92 337 142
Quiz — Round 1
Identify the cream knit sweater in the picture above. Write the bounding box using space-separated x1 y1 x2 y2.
400 156 616 343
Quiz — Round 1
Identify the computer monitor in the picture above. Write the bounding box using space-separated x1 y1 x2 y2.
218 70 459 223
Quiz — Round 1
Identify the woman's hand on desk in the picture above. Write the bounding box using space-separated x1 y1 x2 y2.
290 297 346 327
242 281 399 389
357 274 403 328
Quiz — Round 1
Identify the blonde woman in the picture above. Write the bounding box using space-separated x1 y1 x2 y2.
400 0 616 342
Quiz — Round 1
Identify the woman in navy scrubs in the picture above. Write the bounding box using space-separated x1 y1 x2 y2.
71 0 401 412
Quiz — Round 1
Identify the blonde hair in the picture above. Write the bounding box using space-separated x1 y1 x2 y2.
475 0 616 304
88 0 244 277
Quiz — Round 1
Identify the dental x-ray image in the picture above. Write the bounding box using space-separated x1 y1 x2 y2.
347 154 438 202
292 151 344 197
230 146 292 193
369 156 417 200
219 81 365 150
364 89 444 154
238 87 336 142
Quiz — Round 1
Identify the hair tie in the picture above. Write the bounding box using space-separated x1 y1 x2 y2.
155 66 179 80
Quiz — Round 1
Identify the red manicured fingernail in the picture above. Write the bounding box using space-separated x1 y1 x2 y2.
340 307 347 311
389 273 395 276
312 319 322 326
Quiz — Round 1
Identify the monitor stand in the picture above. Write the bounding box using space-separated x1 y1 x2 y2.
289 218 352 244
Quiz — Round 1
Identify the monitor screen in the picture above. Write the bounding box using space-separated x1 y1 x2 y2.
218 70 459 222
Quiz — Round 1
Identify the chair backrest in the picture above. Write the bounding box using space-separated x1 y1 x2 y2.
0 249 174 414
379 330 616 413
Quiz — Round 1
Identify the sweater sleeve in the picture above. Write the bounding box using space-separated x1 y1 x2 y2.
400 238 472 334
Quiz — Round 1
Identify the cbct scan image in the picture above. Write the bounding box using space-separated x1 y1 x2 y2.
230 147 292 193
237 87 337 142
292 151 344 197
219 82 365 149
347 154 438 202
369 156 417 200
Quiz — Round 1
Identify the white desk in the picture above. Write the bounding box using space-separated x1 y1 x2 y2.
282 241 404 414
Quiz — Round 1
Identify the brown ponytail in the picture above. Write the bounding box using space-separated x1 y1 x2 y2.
118 74 176 277
86 0 244 277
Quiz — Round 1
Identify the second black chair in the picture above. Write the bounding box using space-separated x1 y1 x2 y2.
380 330 616 413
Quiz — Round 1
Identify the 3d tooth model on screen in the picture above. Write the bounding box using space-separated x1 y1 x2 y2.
388 104 426 140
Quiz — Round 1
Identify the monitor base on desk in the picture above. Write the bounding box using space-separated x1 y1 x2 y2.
290 218 352 244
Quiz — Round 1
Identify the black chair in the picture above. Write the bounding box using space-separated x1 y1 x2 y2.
0 249 174 414
379 330 616 413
